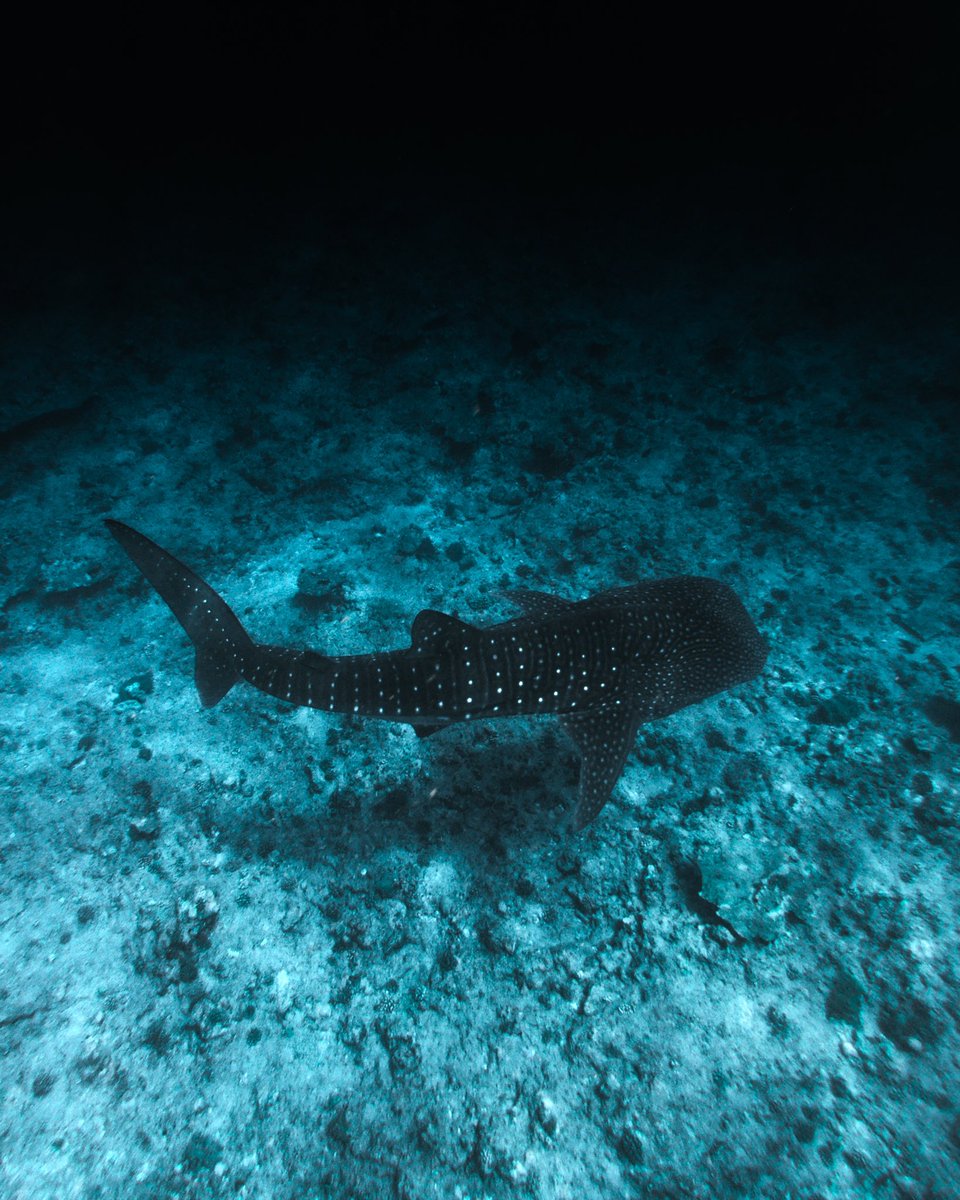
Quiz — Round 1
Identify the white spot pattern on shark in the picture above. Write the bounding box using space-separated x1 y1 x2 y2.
106 520 768 830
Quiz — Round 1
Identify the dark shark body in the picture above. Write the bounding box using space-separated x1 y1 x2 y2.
106 520 768 829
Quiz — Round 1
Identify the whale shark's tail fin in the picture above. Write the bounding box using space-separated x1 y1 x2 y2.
106 520 255 707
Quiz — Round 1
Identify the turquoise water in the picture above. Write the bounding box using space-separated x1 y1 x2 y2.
1 125 958 1199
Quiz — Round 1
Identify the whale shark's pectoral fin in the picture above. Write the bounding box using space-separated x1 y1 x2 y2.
409 723 446 739
560 701 644 831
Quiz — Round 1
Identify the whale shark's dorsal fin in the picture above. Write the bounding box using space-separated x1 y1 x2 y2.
410 609 477 653
506 589 577 618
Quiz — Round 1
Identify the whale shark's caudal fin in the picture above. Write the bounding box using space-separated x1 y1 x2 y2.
106 520 255 707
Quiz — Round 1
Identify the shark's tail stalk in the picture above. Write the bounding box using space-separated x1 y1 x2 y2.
106 520 255 707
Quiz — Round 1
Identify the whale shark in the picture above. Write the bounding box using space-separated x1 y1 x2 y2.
106 520 768 830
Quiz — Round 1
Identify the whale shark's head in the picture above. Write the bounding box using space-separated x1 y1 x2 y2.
624 575 768 712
